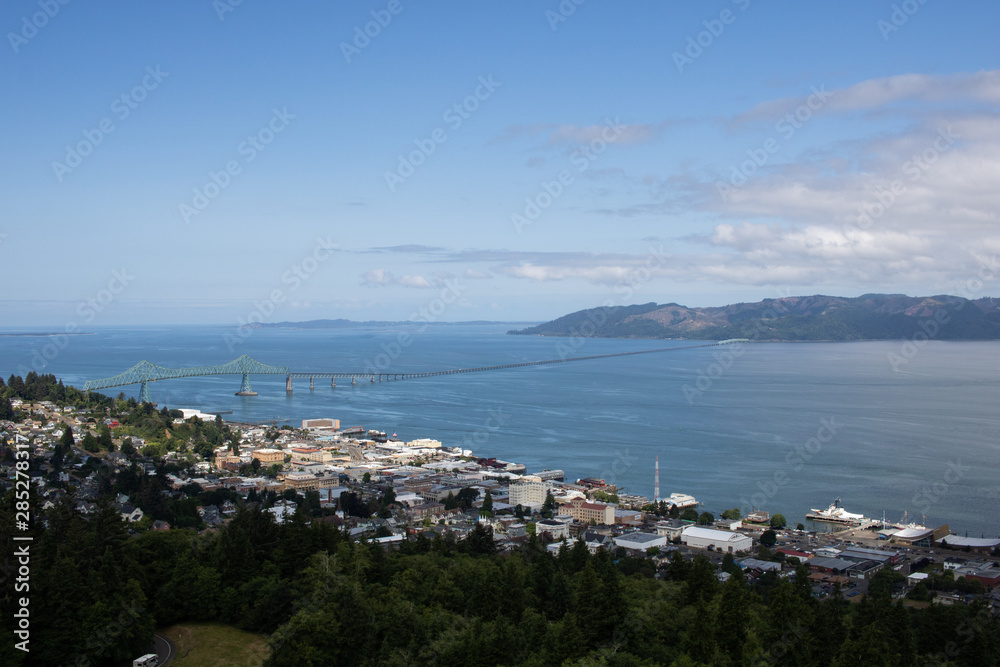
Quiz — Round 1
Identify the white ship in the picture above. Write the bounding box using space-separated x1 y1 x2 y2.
806 498 866 525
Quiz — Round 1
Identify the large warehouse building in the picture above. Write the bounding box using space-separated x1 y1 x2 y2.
680 526 753 553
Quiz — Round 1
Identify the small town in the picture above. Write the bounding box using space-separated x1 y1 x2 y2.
5 382 1000 621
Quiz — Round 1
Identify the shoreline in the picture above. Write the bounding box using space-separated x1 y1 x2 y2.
223 417 1000 545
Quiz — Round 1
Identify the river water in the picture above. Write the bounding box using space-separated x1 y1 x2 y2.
3 324 997 537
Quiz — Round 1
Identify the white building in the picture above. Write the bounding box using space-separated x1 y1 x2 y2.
509 476 551 507
680 526 753 553
655 519 686 540
267 501 297 525
714 520 743 531
407 438 442 449
178 408 220 422
535 519 569 540
664 492 698 508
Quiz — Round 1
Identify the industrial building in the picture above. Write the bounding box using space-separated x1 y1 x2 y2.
614 532 667 552
680 526 753 553
939 535 1000 553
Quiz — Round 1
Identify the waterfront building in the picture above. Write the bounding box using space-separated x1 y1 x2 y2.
939 535 1000 553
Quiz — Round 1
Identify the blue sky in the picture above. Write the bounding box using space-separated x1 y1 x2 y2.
1 0 998 326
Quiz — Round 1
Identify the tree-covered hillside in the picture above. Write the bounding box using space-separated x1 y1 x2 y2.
3 495 999 666
510 294 1000 341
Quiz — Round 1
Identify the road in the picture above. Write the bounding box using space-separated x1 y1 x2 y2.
154 633 177 665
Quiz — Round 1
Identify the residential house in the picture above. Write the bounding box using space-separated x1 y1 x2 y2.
120 504 144 523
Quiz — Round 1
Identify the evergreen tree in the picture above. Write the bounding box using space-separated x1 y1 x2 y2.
715 575 750 662
465 523 497 555
82 432 100 453
542 491 557 517
98 424 113 451
685 554 717 606
0 396 15 420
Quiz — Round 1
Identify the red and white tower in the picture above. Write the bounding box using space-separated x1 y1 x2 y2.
654 455 660 503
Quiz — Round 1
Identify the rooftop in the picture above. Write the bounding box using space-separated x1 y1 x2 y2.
615 532 663 545
681 526 749 542
941 536 1000 548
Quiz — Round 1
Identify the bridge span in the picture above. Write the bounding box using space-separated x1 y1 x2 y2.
83 341 744 401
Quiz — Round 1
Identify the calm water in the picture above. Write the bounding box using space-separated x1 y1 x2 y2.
2 324 998 537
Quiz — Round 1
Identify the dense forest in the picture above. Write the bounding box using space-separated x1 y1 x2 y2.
2 492 1000 666
1 371 116 421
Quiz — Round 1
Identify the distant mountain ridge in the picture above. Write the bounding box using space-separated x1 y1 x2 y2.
508 294 1000 341
258 319 535 329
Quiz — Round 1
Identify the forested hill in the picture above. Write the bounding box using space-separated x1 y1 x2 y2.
509 294 1000 341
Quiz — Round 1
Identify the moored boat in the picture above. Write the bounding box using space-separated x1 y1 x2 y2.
806 498 866 525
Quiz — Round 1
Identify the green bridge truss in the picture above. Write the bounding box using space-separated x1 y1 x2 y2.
83 342 749 403
83 355 290 402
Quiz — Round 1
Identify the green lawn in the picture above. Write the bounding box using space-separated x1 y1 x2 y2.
161 623 270 667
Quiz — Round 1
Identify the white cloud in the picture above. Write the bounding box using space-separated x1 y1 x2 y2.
734 69 1000 124
501 263 635 284
361 268 394 286
495 120 676 148
463 269 493 280
546 121 670 146
397 275 432 288
360 269 435 289
715 113 999 242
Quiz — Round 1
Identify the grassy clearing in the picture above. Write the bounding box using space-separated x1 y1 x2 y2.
161 623 269 667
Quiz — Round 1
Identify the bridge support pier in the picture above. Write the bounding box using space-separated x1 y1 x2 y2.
309 377 315 390
352 377 357 385
286 376 293 392
235 372 258 396
331 378 336 388
139 381 151 403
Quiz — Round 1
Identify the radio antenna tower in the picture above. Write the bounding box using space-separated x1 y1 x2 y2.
654 455 660 503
